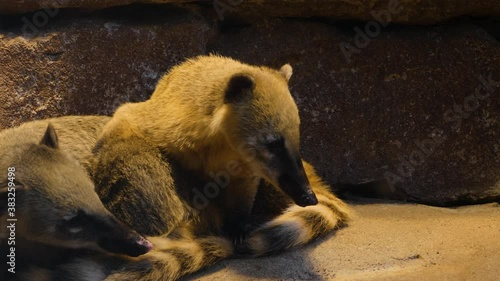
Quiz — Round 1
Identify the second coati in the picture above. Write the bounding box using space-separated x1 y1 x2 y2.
0 123 153 280
0 118 233 281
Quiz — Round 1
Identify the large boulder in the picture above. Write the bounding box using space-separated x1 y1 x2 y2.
210 19 500 205
0 6 211 127
0 6 499 205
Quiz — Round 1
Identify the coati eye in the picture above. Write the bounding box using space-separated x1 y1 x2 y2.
266 137 284 153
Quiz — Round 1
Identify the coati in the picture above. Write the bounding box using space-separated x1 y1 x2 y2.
0 123 153 280
94 55 351 250
3 55 351 280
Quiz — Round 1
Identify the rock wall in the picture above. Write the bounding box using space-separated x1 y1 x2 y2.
1 0 500 25
0 4 499 205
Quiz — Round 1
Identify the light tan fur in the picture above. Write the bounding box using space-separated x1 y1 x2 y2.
0 117 232 281
1 116 112 170
104 234 233 281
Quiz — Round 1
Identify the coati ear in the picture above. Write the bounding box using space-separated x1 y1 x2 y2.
279 64 293 82
224 74 255 104
40 123 59 149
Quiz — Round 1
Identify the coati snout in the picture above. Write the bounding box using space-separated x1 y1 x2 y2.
263 134 317 207
60 208 153 257
262 144 318 207
277 158 318 207
92 213 153 257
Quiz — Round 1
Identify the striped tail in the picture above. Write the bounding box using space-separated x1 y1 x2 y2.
104 234 233 281
238 161 352 257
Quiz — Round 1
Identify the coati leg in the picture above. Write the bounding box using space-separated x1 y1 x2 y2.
91 135 197 237
218 176 261 242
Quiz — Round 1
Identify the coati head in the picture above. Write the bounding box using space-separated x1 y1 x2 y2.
0 124 153 257
221 64 318 207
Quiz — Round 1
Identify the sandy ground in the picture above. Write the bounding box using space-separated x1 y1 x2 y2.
185 201 500 281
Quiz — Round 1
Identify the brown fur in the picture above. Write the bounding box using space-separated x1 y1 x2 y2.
91 134 198 236
43 228 233 281
103 234 233 281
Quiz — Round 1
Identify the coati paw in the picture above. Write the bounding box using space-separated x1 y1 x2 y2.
223 221 256 245
225 220 262 245
226 228 249 245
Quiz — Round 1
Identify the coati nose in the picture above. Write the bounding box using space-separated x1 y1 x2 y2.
278 173 318 207
96 215 154 257
134 235 154 252
98 233 153 257
296 188 318 207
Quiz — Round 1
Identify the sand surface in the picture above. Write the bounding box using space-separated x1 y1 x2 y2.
185 201 500 281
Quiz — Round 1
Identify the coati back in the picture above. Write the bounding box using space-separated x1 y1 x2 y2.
91 134 199 236
0 123 153 280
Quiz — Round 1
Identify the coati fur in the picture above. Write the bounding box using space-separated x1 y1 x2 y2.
0 123 153 280
91 134 199 236
94 55 351 252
